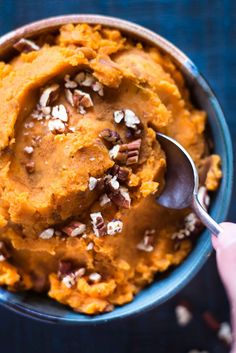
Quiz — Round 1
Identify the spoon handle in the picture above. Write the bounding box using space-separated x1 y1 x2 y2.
192 195 223 236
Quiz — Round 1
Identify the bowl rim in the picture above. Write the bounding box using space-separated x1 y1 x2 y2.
0 14 233 324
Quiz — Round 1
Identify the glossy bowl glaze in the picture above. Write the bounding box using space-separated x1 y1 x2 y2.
0 15 233 324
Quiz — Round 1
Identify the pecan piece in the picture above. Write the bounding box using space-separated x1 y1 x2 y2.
109 139 141 165
90 212 107 237
13 38 40 53
86 242 94 251
88 177 98 191
25 161 35 174
64 74 77 89
137 233 154 252
99 193 111 207
92 81 104 96
74 89 93 109
58 260 73 280
109 165 129 183
75 72 95 87
62 267 86 288
24 146 34 154
99 129 122 144
39 228 55 239
89 272 102 283
113 109 140 130
126 139 142 165
48 119 65 134
39 84 60 107
107 219 123 235
58 261 86 288
218 322 232 346
51 104 68 122
65 89 74 107
113 110 125 123
62 221 86 237
107 186 131 209
123 109 140 130
175 303 192 327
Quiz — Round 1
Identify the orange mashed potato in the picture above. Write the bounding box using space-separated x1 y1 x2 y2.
0 24 222 314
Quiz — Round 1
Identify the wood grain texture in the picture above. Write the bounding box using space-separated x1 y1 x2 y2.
0 0 235 352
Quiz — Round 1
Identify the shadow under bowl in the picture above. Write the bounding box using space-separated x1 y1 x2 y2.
0 15 233 324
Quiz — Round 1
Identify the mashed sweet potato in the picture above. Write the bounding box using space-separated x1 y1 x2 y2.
0 24 222 314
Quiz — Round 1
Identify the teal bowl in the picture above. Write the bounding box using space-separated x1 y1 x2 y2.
0 15 233 324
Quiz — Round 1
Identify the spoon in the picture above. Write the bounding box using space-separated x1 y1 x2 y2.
156 132 222 236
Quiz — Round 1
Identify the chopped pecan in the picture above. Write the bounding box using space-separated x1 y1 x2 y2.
62 221 86 237
126 139 141 165
107 186 131 209
75 72 95 87
109 139 141 165
123 109 140 130
86 242 94 251
39 228 55 239
25 161 35 174
99 129 122 144
24 121 34 129
175 304 192 327
74 89 93 109
52 104 68 122
89 272 102 283
58 261 86 288
92 81 104 96
107 219 123 235
58 261 73 280
218 322 232 346
108 176 120 190
113 109 140 130
126 127 142 139
75 71 104 95
113 110 125 124
24 146 34 154
109 165 129 183
64 74 77 89
99 193 111 207
39 84 60 107
90 212 107 237
48 119 65 134
88 177 98 191
65 89 74 107
109 145 124 162
171 211 204 240
13 38 40 53
62 267 86 288
137 233 154 252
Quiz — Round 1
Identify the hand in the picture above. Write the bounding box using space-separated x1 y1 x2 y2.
212 222 236 352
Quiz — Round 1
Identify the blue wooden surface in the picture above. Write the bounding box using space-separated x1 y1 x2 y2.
0 1 235 352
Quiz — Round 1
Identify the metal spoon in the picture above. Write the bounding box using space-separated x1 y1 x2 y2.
156 132 222 236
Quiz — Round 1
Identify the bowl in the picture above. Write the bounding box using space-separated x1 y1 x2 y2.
0 15 233 324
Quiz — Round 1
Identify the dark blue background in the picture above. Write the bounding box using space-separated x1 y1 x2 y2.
0 1 235 352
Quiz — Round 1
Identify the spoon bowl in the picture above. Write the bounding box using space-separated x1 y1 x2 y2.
156 132 223 235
